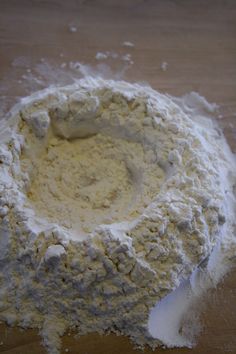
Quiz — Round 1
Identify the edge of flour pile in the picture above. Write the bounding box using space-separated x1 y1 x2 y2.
148 91 236 348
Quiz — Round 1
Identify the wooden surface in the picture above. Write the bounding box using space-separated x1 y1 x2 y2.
0 0 236 353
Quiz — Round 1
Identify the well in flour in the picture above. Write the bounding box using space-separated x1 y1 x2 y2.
23 133 164 233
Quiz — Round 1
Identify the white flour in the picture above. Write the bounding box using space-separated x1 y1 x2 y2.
0 78 235 354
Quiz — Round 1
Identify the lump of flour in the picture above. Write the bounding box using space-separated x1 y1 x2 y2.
0 78 235 354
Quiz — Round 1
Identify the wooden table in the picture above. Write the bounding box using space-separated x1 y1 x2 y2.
0 1 236 353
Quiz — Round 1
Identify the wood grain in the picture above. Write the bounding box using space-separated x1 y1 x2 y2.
0 0 236 353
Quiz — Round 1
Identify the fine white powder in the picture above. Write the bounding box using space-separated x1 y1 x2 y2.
0 78 235 354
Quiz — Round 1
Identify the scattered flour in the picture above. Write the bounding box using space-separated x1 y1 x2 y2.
95 52 108 60
68 24 77 33
95 51 133 64
121 53 133 64
122 41 135 47
0 78 235 354
60 63 67 69
95 52 116 61
161 61 168 71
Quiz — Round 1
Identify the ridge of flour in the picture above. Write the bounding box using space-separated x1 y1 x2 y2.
0 78 235 353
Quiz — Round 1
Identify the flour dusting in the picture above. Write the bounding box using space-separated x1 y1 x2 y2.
0 78 235 354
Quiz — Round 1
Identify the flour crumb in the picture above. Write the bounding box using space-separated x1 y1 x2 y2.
121 53 133 64
95 51 133 64
95 51 119 60
69 61 81 71
161 61 168 71
122 53 131 61
68 24 77 33
95 52 108 60
122 41 135 47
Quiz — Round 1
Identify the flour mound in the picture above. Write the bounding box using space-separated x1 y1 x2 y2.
0 78 235 354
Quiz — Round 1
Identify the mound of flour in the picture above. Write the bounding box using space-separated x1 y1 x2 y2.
0 78 235 353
